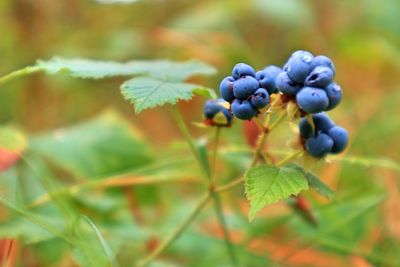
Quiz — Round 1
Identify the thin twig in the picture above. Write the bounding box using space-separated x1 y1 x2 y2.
169 110 239 266
276 151 303 167
0 66 42 86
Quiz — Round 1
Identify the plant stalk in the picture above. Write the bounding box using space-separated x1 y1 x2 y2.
137 193 211 267
0 66 42 86
147 107 240 267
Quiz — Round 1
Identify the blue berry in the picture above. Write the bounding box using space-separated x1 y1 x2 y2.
285 50 314 83
299 119 313 139
328 126 349 153
276 72 302 96
304 66 334 88
325 83 342 110
305 133 334 158
231 99 257 120
203 99 232 126
310 55 335 75
232 63 256 79
313 113 335 133
204 100 220 118
233 76 259 100
299 113 334 138
256 65 282 94
250 88 270 109
219 76 235 102
296 87 329 113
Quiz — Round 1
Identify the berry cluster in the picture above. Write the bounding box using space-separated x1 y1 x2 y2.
277 50 342 114
299 113 349 158
203 98 233 127
219 63 282 120
203 51 349 159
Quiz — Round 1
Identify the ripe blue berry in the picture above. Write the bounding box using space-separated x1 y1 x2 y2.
250 88 270 109
305 133 334 158
304 66 334 88
233 76 259 100
328 126 349 153
204 100 220 118
312 113 335 132
276 72 302 96
256 65 282 94
219 76 235 102
231 99 257 120
325 83 343 110
299 113 334 138
296 87 329 113
203 99 232 126
284 50 314 83
310 55 335 75
232 63 256 79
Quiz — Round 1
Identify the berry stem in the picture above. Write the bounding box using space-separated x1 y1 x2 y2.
154 108 239 267
209 127 240 267
276 150 303 167
170 107 208 177
249 111 287 167
0 66 42 87
210 127 221 185
269 110 287 131
211 193 240 266
249 130 269 167
215 176 245 193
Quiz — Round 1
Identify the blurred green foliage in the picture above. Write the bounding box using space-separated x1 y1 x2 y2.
1 0 400 266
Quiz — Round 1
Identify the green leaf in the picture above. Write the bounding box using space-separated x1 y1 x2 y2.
0 198 73 244
30 110 153 178
36 57 216 81
337 155 400 172
289 192 387 263
252 0 314 26
245 165 308 222
75 216 118 267
287 164 335 200
120 77 216 113
304 172 336 200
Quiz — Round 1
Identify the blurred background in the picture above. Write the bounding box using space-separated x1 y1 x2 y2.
0 0 399 266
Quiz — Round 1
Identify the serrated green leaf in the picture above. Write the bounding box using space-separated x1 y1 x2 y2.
36 57 216 81
286 164 335 200
120 77 216 113
305 172 336 200
245 165 308 222
30 111 153 178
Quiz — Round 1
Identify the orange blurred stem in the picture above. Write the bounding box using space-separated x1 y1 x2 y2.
289 195 318 227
